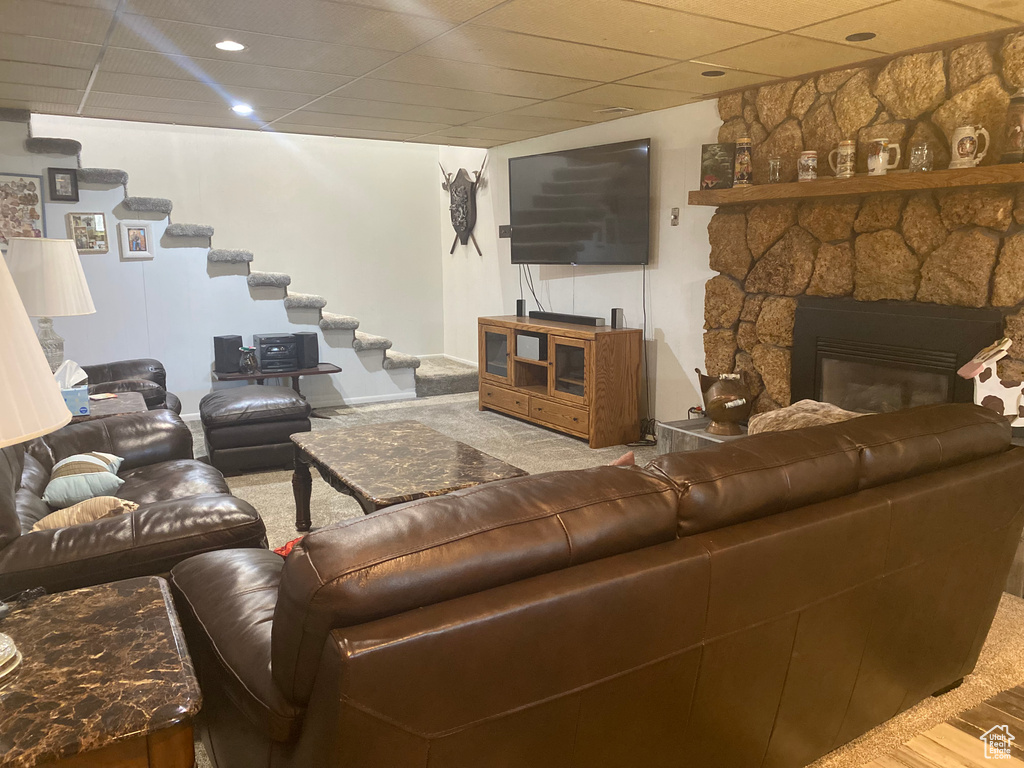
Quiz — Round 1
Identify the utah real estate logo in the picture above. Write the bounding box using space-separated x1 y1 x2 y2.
980 725 1016 759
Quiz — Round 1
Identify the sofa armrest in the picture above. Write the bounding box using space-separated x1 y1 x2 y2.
89 379 167 409
82 358 167 389
43 409 194 471
0 494 267 597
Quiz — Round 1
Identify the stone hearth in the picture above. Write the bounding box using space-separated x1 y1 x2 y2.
705 29 1024 414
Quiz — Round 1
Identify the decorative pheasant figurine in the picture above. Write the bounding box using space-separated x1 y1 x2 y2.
959 337 1024 426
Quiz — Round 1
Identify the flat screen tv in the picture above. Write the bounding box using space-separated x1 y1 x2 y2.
509 138 650 265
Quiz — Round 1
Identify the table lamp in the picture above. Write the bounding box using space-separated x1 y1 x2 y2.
6 238 95 372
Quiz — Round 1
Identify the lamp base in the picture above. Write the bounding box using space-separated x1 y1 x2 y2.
36 317 65 372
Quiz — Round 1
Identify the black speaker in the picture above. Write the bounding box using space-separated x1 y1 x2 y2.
516 298 526 317
213 335 242 373
294 332 319 369
611 308 625 329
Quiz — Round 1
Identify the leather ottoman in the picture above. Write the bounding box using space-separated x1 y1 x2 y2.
200 385 311 474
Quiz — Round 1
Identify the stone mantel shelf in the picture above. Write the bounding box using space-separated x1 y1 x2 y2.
688 164 1024 207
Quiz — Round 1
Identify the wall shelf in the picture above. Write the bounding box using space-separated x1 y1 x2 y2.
687 164 1024 207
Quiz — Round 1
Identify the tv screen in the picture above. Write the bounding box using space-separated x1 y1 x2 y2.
509 139 650 266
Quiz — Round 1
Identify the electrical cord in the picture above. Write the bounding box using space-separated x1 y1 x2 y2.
524 264 545 312
627 263 657 447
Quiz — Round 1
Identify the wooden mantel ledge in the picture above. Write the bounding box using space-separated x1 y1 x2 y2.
688 164 1024 207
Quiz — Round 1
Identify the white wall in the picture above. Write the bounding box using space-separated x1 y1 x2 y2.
439 100 719 423
33 115 445 358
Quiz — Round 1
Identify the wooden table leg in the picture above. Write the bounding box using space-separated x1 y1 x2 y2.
291 375 301 393
292 454 313 532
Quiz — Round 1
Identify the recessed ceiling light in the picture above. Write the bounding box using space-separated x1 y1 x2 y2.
594 106 635 114
232 103 254 115
701 70 726 77
216 40 246 51
845 31 876 42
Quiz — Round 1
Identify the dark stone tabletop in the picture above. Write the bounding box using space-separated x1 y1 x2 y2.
292 419 528 507
0 576 201 767
70 391 148 423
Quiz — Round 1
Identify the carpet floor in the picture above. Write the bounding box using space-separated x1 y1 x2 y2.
186 393 1024 768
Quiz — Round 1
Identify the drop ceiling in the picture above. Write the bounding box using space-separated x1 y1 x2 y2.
0 0 1021 147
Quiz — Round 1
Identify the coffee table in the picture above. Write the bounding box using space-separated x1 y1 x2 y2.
0 576 200 768
291 420 528 530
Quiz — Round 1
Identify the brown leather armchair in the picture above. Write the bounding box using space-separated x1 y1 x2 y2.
0 409 267 598
83 358 182 414
170 404 1024 768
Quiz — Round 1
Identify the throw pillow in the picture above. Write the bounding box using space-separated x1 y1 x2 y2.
32 496 139 532
747 399 863 435
42 452 126 508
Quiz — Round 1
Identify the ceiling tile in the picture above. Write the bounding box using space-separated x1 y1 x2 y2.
427 124 544 140
0 62 91 90
797 0 1017 53
508 100 628 122
101 48 353 93
560 83 696 110
370 55 600 99
699 33 880 77
271 108 448 135
631 0 893 32
270 123 421 140
414 135 501 147
303 95 486 124
469 113 590 132
333 78 539 113
621 60 770 92
946 0 1024 22
117 0 452 52
79 107 276 130
0 33 101 69
91 72 316 109
413 25 675 81
0 83 83 105
85 91 293 120
332 0 506 23
106 20 395 77
0 0 115 44
474 0 773 60
0 99 79 115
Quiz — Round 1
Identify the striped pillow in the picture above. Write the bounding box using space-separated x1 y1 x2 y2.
42 452 126 509
32 496 139 532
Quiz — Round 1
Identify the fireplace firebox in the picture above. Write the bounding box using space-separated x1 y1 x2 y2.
791 297 1003 414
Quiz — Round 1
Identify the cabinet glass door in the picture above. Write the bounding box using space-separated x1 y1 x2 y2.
481 327 510 382
551 337 588 402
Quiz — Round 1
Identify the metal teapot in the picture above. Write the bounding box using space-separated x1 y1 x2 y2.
696 369 753 436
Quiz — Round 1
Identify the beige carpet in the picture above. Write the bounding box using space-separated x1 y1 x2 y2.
186 393 1024 767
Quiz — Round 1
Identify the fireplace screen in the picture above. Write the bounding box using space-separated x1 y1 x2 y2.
820 356 951 413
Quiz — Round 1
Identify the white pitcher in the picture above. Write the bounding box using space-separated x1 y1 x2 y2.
949 125 990 168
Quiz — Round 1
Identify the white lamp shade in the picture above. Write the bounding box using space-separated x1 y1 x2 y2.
7 238 95 317
0 252 72 448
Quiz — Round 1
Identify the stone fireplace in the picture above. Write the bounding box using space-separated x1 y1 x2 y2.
702 29 1024 416
790 297 1002 413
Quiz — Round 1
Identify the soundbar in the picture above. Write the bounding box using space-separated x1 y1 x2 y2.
529 310 605 327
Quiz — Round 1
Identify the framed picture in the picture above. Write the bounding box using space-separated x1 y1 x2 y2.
118 221 154 260
700 143 736 190
48 167 79 202
66 212 109 254
0 172 46 250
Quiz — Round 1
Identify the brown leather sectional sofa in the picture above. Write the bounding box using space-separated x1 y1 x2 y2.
170 403 1024 768
0 409 267 597
83 357 182 414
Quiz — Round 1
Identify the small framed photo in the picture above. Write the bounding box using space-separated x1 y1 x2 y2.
48 167 79 202
118 221 154 260
65 212 108 254
700 143 736 190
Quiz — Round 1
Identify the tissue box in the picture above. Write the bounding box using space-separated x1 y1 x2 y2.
61 386 90 417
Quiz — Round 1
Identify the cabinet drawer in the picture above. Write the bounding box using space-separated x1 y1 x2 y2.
481 384 528 415
530 397 589 434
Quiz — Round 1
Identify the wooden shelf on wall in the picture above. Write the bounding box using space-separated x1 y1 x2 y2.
687 164 1024 207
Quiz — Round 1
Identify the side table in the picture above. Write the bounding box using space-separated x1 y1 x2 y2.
0 577 200 768
656 416 748 454
70 392 149 423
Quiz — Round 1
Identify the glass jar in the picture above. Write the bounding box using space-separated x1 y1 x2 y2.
240 347 258 374
768 157 781 183
908 141 934 172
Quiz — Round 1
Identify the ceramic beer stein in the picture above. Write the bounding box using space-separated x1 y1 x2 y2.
733 137 752 186
798 151 817 182
828 140 856 178
1000 89 1024 164
866 138 901 175
949 125 989 168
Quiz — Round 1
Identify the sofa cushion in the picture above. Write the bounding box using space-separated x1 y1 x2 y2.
272 464 679 704
200 386 311 429
205 419 311 450
170 549 303 741
118 459 229 505
646 427 861 537
822 403 1010 490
